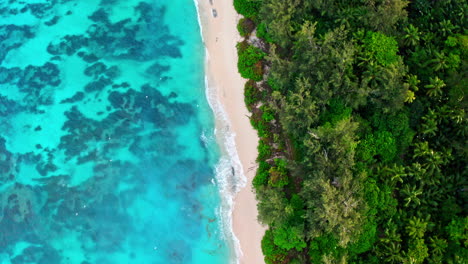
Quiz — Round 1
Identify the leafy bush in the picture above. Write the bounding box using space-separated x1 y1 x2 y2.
363 31 399 66
250 117 270 138
257 22 274 43
290 194 304 210
261 105 275 122
309 234 341 263
267 77 280 91
233 0 260 18
268 158 289 188
320 98 352 125
237 18 255 37
373 131 397 162
237 41 265 81
273 225 307 251
289 194 305 224
262 229 288 264
357 131 397 163
348 217 377 255
244 80 262 110
369 111 414 155
377 184 398 219
257 139 272 161
446 216 468 245
253 161 271 189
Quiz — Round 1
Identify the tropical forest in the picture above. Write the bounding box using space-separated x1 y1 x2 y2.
234 0 467 263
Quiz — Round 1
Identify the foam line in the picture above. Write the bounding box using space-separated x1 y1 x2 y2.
193 1 246 263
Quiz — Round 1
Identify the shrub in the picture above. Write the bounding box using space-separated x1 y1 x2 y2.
267 77 280 91
244 80 262 110
257 139 272 161
348 217 377 255
363 31 399 66
309 234 341 263
373 131 397 162
357 130 397 163
320 98 352 125
253 161 271 189
262 229 288 264
237 18 255 37
290 194 304 210
273 225 307 251
261 105 275 122
250 117 270 138
289 194 305 223
268 158 289 188
237 42 266 81
257 22 274 43
233 0 260 18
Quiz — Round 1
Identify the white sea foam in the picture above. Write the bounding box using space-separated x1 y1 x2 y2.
206 74 246 264
194 1 245 263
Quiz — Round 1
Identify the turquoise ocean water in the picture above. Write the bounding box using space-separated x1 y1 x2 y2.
0 0 234 263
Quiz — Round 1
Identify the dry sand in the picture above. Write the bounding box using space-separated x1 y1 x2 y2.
195 0 266 263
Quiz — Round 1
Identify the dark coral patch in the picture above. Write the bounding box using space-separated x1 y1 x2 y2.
17 62 61 90
84 62 107 77
84 77 112 92
45 15 60 26
60 92 85 104
47 35 87 56
0 25 35 63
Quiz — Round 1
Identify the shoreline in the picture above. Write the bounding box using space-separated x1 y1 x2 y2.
195 1 266 264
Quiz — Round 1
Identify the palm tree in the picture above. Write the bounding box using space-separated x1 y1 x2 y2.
407 74 420 91
362 61 384 88
380 164 407 187
381 221 402 244
424 150 444 175
428 51 449 72
403 24 420 47
384 242 404 263
429 236 448 256
405 89 416 103
401 184 423 208
439 19 457 37
413 141 431 159
334 11 350 29
404 74 420 103
421 187 443 207
406 216 427 239
421 109 439 137
424 77 446 97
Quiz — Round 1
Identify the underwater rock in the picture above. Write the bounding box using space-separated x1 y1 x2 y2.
77 52 99 63
36 159 58 177
27 3 53 18
0 137 13 175
47 35 87 56
145 63 170 79
45 15 60 26
0 95 22 117
84 62 107 77
60 92 85 104
0 25 35 63
18 62 61 90
84 77 112 92
88 8 109 23
105 65 120 79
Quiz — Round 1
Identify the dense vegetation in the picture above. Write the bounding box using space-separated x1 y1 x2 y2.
235 0 467 263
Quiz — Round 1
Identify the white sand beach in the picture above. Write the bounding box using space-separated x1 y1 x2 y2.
196 0 266 263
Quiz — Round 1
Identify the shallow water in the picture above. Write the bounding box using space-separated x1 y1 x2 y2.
0 0 230 263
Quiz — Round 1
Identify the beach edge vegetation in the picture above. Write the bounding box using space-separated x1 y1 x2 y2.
235 0 467 263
